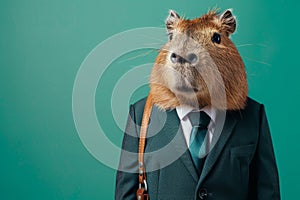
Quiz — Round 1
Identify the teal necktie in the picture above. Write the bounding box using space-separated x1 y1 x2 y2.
188 111 211 175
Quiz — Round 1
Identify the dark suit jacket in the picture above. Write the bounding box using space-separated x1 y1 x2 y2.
115 97 280 200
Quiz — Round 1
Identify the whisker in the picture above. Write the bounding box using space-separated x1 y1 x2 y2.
117 49 156 63
138 34 166 43
246 72 259 77
243 56 271 66
236 43 268 48
143 42 164 46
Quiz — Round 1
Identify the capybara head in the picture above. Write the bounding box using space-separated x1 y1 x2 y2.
150 9 248 110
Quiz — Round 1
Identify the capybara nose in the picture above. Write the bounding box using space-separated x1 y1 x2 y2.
170 52 197 64
187 53 197 64
170 52 186 64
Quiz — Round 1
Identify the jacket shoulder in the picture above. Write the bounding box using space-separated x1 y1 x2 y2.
243 97 264 114
132 97 147 111
245 97 262 108
129 97 148 126
231 97 265 124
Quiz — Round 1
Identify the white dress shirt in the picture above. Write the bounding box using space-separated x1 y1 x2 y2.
176 105 217 147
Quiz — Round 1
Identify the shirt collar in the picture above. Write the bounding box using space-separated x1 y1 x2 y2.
176 105 217 124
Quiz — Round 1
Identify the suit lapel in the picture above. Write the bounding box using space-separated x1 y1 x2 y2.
146 107 199 182
199 111 237 184
176 126 199 182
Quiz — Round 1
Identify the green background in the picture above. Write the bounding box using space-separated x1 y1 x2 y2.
1 0 299 199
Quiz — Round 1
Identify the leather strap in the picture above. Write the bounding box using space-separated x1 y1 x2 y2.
136 94 153 200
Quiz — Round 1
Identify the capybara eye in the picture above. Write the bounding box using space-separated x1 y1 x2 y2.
211 32 221 44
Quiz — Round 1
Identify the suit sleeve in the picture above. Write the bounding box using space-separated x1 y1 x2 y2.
115 105 139 200
249 105 280 200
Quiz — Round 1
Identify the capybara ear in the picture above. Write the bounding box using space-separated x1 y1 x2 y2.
219 9 236 35
165 10 181 40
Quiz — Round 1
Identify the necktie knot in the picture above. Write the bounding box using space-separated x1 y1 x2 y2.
188 111 211 128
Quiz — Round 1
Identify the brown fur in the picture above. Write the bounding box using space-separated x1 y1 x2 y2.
149 9 248 110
